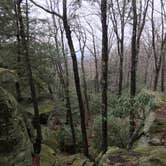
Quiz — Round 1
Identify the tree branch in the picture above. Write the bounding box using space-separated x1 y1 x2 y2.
29 0 63 19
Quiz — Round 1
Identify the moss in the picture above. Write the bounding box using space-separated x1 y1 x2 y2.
72 158 88 166
42 127 59 152
0 68 16 83
150 147 166 164
98 146 166 166
135 146 166 166
53 153 89 166
98 147 129 166
39 100 55 113
40 144 56 166
105 147 123 154
135 146 156 153
24 99 55 115
85 161 94 166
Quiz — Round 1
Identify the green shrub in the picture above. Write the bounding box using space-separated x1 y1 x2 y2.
92 115 129 151
92 90 156 151
57 125 82 153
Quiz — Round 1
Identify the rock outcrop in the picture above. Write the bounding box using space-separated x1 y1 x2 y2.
0 87 34 166
97 146 166 166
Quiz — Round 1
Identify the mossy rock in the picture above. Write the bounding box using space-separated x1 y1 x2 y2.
40 144 56 166
98 147 128 166
97 146 166 166
72 158 88 166
142 90 166 107
135 146 166 166
0 87 33 166
72 159 94 166
39 100 55 113
53 153 78 166
137 105 166 147
24 99 55 115
52 153 93 166
42 127 59 152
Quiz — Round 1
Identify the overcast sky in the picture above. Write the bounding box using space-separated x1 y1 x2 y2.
28 0 165 58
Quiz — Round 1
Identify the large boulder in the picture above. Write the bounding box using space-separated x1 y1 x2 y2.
97 146 166 166
40 144 56 166
53 153 94 166
0 87 34 166
137 106 166 147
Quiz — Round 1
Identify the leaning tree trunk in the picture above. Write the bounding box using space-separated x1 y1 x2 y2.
60 21 76 150
62 0 89 157
16 1 42 164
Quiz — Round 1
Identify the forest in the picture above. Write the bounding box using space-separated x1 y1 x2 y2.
0 0 165 166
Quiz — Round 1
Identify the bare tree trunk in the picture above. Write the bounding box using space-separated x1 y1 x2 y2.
161 51 165 92
81 55 90 125
129 0 137 150
128 0 150 149
59 21 76 150
92 39 99 93
153 68 160 91
16 0 42 160
76 29 90 126
118 55 123 96
144 60 149 85
94 54 100 93
101 0 108 153
160 0 165 92
151 0 163 91
87 22 100 93
109 0 128 96
14 3 22 102
15 39 22 101
63 0 89 157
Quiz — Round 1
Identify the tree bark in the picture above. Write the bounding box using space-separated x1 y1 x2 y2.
62 0 89 157
101 0 108 153
14 3 22 102
76 30 90 126
87 22 100 93
109 0 127 96
16 0 42 157
59 20 76 150
129 0 137 150
151 0 163 91
81 53 90 125
160 0 165 92
50 2 76 150
161 51 165 92
153 68 160 91
118 54 123 96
